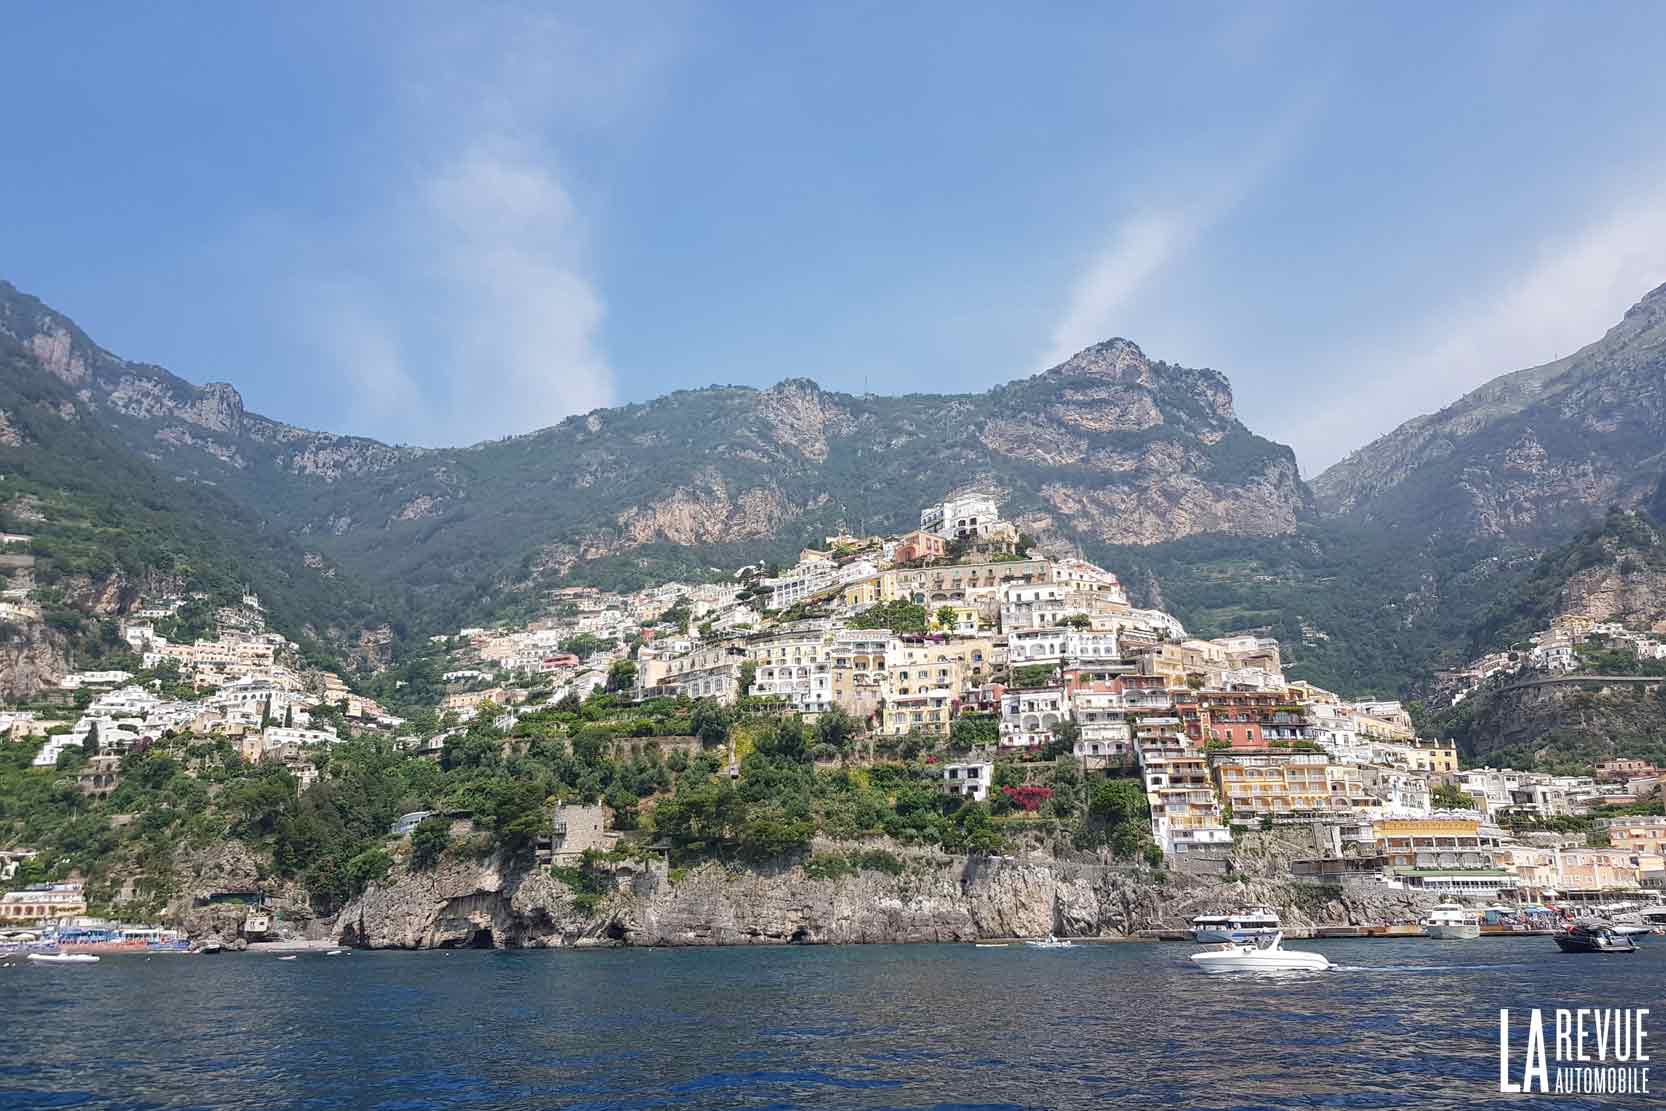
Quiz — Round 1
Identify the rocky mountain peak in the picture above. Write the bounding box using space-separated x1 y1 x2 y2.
1048 338 1152 385
181 381 247 436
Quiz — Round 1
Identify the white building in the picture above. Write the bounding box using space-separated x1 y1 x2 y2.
1000 686 1070 749
920 493 1002 540
1006 627 1119 665
58 670 132 690
765 558 839 611
941 761 993 801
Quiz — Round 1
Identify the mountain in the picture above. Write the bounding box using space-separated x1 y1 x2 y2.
1421 509 1666 770
0 280 1310 631
0 323 389 694
1312 281 1666 539
1467 508 1666 655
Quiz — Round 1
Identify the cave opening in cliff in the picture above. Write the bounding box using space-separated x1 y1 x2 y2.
468 928 494 949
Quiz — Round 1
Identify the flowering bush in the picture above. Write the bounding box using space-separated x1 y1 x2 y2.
1000 784 1053 812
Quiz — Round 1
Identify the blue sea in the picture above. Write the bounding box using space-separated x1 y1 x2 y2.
2 937 1661 1110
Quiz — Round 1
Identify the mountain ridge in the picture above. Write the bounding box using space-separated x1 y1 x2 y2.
0 278 1309 631
1311 279 1666 535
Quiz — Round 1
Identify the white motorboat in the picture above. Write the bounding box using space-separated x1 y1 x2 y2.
1024 935 1075 949
27 952 100 964
1422 902 1481 940
1189 905 1281 944
1189 932 1330 974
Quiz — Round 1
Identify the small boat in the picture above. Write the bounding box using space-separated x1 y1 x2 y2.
1422 902 1481 940
1554 919 1638 954
277 955 299 961
1190 931 1330 974
325 949 346 956
1024 935 1074 949
975 942 1009 948
1189 905 1281 944
27 952 100 964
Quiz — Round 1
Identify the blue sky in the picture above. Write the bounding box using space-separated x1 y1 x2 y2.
8 1 1666 472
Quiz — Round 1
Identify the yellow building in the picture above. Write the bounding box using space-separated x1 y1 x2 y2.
1136 644 1189 688
1211 752 1342 818
1599 815 1666 854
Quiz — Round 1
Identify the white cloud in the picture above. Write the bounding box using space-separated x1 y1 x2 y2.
1041 94 1323 368
1044 214 1187 367
419 144 614 443
295 8 679 446
1300 185 1666 473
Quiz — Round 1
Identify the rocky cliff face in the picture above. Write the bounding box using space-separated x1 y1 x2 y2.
0 623 71 701
1313 281 1666 541
1550 511 1666 634
333 840 1435 950
0 281 418 487
1450 677 1666 763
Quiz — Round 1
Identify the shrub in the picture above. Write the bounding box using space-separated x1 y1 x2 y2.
851 848 904 875
409 817 450 870
803 853 854 881
1000 784 1053 812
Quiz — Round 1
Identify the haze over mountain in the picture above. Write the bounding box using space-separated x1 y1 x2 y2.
5 276 1666 703
0 278 1305 607
1314 280 1666 539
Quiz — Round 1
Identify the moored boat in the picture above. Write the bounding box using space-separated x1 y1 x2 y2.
1189 906 1281 944
1024 935 1074 949
1422 902 1481 940
1190 931 1330 974
1553 919 1637 954
27 951 100 964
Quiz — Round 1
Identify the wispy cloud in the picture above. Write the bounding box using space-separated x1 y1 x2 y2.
1041 95 1323 368
1301 183 1666 473
1044 215 1187 367
419 142 613 443
296 8 678 446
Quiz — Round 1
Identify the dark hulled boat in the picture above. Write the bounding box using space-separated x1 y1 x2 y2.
1553 918 1638 954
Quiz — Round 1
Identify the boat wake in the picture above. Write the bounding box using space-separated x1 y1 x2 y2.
1327 962 1527 973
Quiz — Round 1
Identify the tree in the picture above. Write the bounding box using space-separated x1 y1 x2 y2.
690 700 732 747
1432 782 1478 810
935 606 958 631
847 601 928 634
738 659 757 696
409 817 450 870
756 718 812 764
949 713 998 752
814 706 858 759
606 659 638 694
1089 779 1147 827
81 720 100 759
345 847 392 894
1042 719 1081 760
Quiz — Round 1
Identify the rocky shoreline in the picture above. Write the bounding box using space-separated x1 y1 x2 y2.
329 841 1439 951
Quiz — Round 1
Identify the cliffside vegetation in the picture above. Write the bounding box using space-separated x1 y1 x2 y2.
2 683 1163 916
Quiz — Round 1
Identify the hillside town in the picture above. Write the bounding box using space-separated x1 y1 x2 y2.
1439 611 1666 707
2 492 1664 940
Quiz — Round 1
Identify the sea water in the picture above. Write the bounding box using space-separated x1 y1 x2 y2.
1 937 1661 1110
